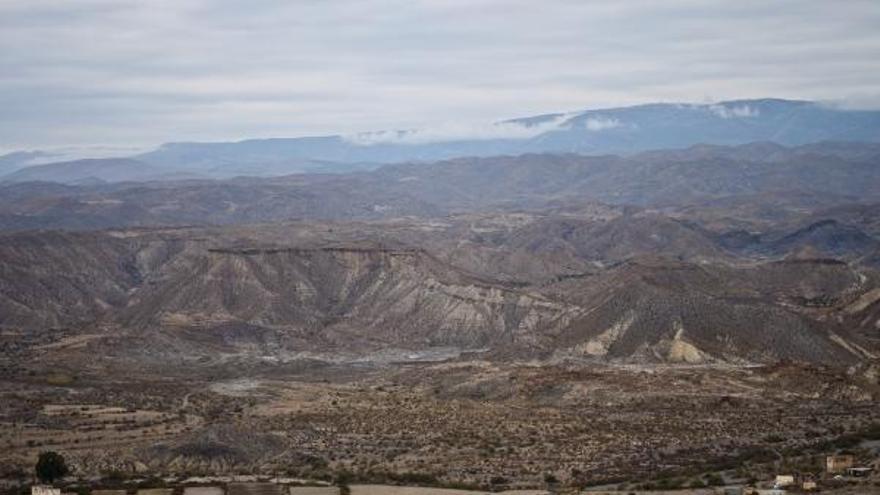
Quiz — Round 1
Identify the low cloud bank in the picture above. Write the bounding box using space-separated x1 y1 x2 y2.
344 114 573 146
708 104 759 119
583 116 622 131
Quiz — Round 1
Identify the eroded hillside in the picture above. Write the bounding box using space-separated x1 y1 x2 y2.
2 213 879 367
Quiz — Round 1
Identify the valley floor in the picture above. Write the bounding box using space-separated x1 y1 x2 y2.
3 355 880 491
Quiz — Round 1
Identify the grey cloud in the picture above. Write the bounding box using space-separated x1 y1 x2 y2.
0 0 878 150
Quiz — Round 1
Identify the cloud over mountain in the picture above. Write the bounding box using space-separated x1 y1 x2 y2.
2 0 879 149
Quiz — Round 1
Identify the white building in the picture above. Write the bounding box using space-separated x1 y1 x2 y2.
32 486 61 495
774 474 795 487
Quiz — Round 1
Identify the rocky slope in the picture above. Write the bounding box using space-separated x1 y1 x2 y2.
1 222 878 366
544 258 873 364
0 230 143 329
120 241 575 351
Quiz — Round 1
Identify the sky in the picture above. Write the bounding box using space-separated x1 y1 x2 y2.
1 0 879 152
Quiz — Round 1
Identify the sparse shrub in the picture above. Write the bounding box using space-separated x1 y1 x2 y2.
704 473 724 486
45 373 75 386
654 477 684 490
334 470 354 486
489 476 507 486
392 472 436 485
689 478 706 488
35 451 69 483
763 433 785 443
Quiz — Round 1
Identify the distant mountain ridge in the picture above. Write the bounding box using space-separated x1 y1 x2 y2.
1 158 170 185
3 98 880 183
1 141 879 231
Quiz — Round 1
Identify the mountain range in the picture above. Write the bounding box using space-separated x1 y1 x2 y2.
3 98 880 183
1 141 878 231
2 98 880 369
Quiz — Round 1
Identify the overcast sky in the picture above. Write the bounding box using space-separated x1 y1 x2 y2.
1 0 879 152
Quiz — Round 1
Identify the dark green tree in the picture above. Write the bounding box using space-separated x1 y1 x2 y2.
35 451 69 484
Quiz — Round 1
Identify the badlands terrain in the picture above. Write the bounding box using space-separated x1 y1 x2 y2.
2 138 880 491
